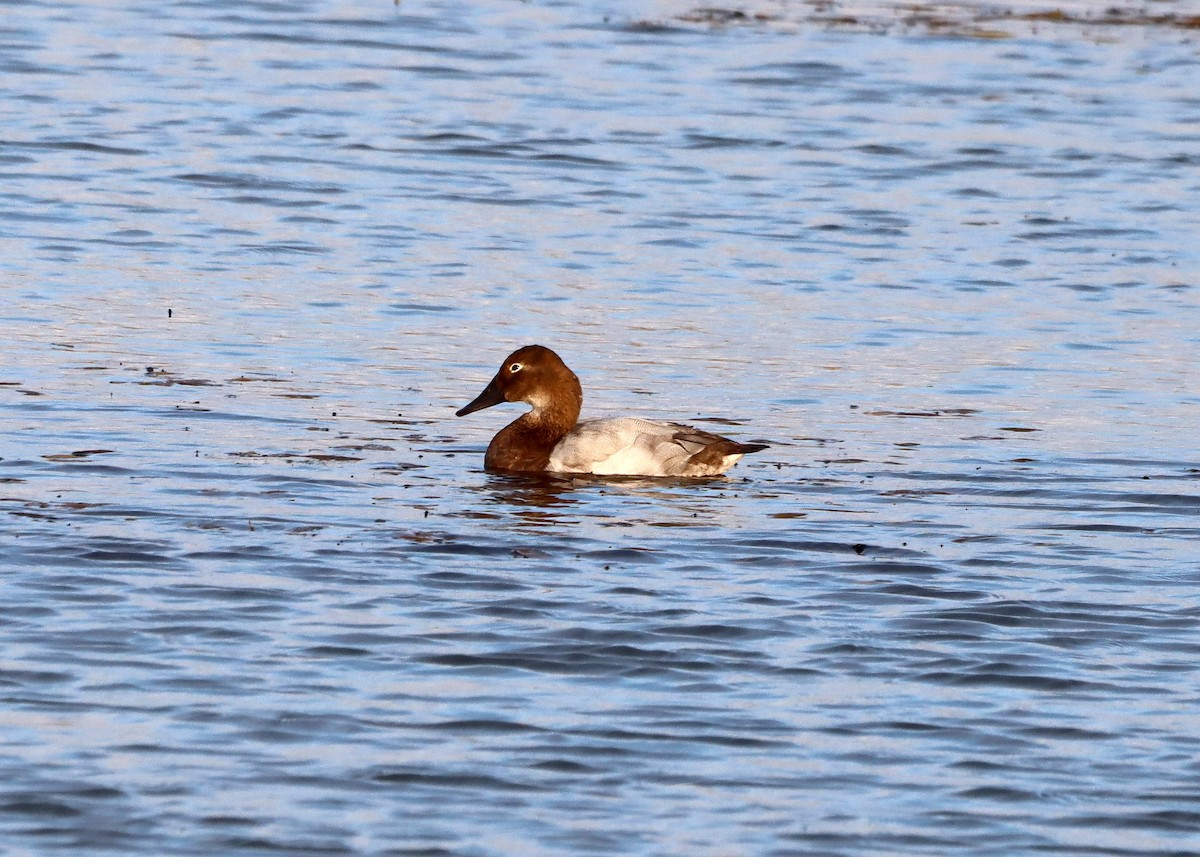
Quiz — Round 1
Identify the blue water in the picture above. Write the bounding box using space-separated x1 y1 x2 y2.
2 1 1199 854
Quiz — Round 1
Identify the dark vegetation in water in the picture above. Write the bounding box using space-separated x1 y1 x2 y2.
660 1 1200 36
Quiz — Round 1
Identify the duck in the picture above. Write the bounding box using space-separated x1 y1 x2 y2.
455 345 768 476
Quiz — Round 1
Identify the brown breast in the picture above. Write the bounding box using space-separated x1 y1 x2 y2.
483 419 559 472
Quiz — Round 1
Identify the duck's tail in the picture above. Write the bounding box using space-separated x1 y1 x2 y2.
733 442 769 455
684 439 769 475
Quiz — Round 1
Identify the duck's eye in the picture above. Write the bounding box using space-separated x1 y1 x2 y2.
509 362 523 373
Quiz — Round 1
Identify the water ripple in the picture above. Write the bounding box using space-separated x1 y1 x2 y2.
1 1 1198 855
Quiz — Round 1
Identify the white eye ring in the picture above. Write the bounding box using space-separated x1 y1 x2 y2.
509 362 523 373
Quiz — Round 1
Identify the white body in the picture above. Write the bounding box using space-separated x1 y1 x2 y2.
546 418 746 477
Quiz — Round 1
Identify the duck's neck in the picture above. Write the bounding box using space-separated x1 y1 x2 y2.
483 381 582 473
524 381 582 439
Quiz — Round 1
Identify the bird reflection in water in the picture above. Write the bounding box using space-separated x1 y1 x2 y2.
476 472 584 528
474 471 732 533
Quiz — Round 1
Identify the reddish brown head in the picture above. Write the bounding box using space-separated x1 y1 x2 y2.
456 345 583 432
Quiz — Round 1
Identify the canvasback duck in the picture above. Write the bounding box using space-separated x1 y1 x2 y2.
455 345 768 476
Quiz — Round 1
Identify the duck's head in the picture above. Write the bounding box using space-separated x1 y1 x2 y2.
456 344 582 421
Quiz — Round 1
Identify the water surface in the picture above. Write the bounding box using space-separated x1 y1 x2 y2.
2 1 1199 855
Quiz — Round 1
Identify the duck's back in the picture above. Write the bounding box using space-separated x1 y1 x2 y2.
547 417 764 477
